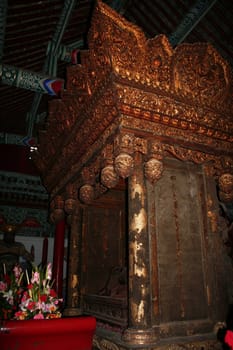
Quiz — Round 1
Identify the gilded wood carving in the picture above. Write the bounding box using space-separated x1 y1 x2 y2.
33 0 233 209
31 2 233 347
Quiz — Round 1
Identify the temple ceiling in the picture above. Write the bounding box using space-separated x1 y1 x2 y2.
0 0 232 144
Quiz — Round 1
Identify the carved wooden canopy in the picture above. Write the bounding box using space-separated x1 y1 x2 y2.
33 0 233 220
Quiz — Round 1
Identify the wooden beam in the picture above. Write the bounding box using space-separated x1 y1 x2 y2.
169 0 217 46
0 0 7 61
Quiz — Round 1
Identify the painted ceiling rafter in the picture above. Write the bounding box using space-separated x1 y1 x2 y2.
0 0 77 140
169 0 217 46
45 0 78 76
0 0 232 145
0 0 7 62
0 0 127 145
108 0 128 13
28 0 128 136
27 0 128 139
27 0 78 138
0 64 64 95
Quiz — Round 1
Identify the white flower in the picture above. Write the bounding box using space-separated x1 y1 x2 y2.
4 289 14 305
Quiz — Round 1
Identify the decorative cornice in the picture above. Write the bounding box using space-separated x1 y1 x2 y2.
33 0 233 203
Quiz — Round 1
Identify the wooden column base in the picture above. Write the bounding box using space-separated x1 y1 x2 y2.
122 327 158 345
94 332 220 350
62 307 82 317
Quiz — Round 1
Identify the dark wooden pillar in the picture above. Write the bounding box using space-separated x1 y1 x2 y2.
52 219 66 298
63 203 82 316
122 153 157 345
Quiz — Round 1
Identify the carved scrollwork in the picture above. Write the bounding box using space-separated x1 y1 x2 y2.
220 156 233 170
81 167 96 185
148 141 164 159
171 43 231 111
101 165 119 188
144 158 164 184
93 336 120 350
99 339 120 350
33 0 233 207
64 199 77 215
64 184 77 214
101 144 114 166
146 35 172 91
165 145 214 164
66 65 89 96
49 195 65 223
160 342 220 350
93 333 219 350
114 133 135 155
114 153 134 179
49 209 65 224
219 173 233 194
133 136 147 154
218 173 233 203
89 0 146 75
79 184 95 204
53 195 64 209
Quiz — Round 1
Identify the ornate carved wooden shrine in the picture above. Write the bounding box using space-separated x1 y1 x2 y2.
34 1 233 349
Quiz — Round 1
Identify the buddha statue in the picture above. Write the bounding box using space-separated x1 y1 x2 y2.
0 224 34 274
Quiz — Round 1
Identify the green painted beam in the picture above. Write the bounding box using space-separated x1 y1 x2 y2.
45 0 77 75
169 0 217 46
110 0 128 13
0 64 64 95
0 0 7 61
28 0 77 137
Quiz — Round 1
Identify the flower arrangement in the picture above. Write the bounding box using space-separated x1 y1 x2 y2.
0 264 24 320
0 262 63 320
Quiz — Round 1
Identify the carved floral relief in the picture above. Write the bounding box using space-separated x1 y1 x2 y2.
33 0 233 202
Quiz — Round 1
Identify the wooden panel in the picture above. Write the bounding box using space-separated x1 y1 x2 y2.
152 158 208 322
82 189 126 295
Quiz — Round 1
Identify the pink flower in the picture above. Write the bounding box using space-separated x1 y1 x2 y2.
33 312 44 319
13 265 22 280
3 262 63 320
225 330 233 349
0 281 7 291
31 271 40 284
46 263 52 281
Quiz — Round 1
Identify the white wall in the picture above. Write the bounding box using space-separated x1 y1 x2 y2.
0 234 67 277
17 235 54 266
